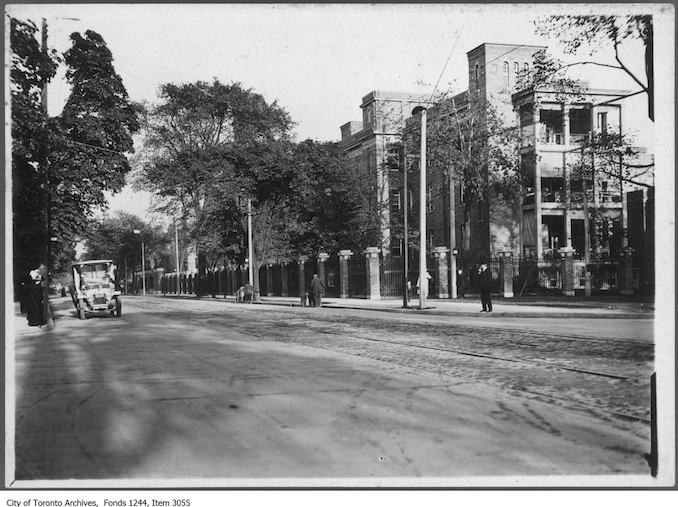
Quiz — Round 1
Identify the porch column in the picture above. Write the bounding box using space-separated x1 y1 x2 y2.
364 247 381 301
338 250 353 299
558 246 575 296
499 252 514 298
280 261 289 297
619 247 635 295
266 263 273 297
432 247 449 299
318 252 329 285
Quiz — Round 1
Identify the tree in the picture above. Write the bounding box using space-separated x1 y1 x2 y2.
404 91 522 234
535 15 653 121
137 79 294 296
82 212 171 286
10 17 59 290
287 140 372 254
49 29 141 244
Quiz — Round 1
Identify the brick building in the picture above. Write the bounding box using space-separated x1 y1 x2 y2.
340 42 654 294
339 90 432 253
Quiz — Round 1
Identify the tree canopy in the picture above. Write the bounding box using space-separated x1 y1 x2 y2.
535 15 653 121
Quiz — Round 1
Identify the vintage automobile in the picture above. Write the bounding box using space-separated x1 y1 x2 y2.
70 259 122 319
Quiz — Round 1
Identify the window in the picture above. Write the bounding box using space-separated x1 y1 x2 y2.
426 185 433 212
523 62 529 72
503 61 509 74
514 62 519 73
390 190 401 212
390 237 403 256
475 63 479 81
597 112 608 134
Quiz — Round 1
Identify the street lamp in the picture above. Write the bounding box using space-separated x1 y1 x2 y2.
412 105 428 310
133 229 146 295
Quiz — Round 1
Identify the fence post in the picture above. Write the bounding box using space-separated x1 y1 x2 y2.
432 247 449 299
339 250 353 298
364 247 381 301
318 252 329 287
156 268 165 296
558 246 575 296
499 252 514 298
266 263 273 297
298 255 308 305
619 247 635 295
281 261 289 297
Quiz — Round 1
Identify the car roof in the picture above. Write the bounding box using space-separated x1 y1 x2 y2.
72 260 114 266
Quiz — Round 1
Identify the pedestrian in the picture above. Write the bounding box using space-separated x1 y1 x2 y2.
478 262 493 312
310 273 325 307
416 269 432 298
25 267 45 326
456 268 465 298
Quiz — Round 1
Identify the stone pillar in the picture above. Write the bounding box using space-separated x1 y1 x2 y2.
559 246 575 296
318 253 329 286
156 268 165 295
619 247 635 295
281 262 289 297
364 247 381 301
338 250 353 299
298 255 308 304
498 252 514 298
266 264 273 297
432 247 449 299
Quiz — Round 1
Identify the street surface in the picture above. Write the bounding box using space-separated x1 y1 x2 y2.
11 295 654 483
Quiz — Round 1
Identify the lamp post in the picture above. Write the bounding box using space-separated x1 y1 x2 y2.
412 105 428 310
133 229 146 295
174 217 181 294
402 146 409 308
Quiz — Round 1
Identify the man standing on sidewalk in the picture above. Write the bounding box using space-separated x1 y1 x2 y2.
310 273 325 307
478 263 492 313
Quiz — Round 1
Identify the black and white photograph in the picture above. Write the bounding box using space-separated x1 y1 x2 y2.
3 1 675 498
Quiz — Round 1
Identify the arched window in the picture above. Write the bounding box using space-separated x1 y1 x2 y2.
523 62 529 72
475 63 479 81
514 62 519 73
503 61 509 74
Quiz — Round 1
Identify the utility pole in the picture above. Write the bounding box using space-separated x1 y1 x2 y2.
581 144 591 265
247 198 254 287
174 217 181 294
401 145 409 308
412 106 428 310
40 18 53 325
449 167 457 299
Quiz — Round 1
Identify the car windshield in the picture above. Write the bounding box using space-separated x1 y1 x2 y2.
78 263 112 285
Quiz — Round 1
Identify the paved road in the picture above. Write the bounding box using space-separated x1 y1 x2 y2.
10 295 654 485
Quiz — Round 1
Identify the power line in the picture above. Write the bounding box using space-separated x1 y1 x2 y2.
428 30 462 102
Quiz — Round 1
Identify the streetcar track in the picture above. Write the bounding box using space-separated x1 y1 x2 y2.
228 324 650 424
270 322 639 382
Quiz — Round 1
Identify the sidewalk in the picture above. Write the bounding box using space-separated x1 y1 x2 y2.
151 293 654 319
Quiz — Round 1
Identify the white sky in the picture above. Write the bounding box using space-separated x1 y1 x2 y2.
6 3 667 219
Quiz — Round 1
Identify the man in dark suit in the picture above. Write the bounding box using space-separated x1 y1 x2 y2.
478 263 493 312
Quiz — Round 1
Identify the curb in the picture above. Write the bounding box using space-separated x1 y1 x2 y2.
145 294 653 320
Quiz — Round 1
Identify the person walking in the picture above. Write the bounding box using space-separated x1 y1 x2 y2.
310 273 325 308
478 263 493 312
